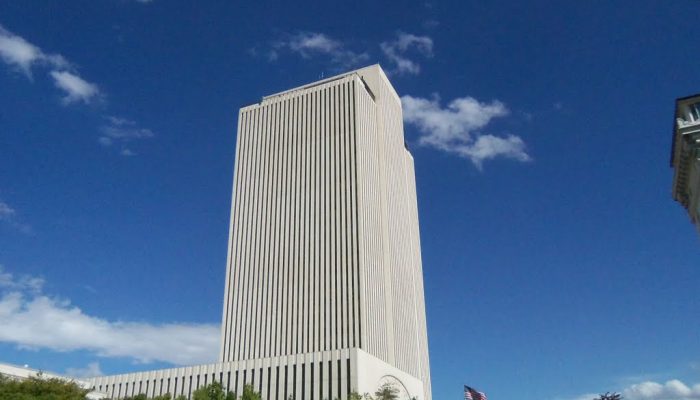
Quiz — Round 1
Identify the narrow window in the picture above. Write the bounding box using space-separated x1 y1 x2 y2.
346 359 351 397
328 361 332 400
284 365 288 400
235 370 239 394
319 362 323 400
276 366 280 400
301 363 306 400
267 367 271 399
293 365 297 400
337 360 341 400
691 102 700 121
310 363 314 400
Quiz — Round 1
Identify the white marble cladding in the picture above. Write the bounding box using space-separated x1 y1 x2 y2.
86 349 423 400
89 350 350 400
218 65 431 400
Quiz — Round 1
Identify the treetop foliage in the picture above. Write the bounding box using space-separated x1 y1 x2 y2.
595 392 623 400
0 374 89 400
0 373 407 400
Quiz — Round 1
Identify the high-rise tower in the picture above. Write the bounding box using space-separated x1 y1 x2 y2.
219 64 431 399
87 65 431 400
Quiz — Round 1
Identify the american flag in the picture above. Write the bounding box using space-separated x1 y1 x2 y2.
464 385 487 400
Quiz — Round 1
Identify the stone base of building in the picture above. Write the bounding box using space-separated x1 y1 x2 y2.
87 348 423 400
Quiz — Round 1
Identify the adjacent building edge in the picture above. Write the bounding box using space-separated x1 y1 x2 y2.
671 93 700 235
86 348 423 400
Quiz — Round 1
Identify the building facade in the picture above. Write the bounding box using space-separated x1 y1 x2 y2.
671 93 700 235
88 65 431 400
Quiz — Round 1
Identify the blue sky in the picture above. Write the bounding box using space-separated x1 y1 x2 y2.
1 1 699 399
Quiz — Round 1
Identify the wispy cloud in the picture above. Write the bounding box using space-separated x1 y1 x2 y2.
0 265 44 293
623 380 700 400
0 24 153 154
380 32 433 75
261 31 436 75
571 379 700 400
401 94 530 168
50 71 100 105
267 32 369 70
0 201 16 220
0 200 32 234
0 24 100 106
0 25 67 76
65 362 103 379
98 116 155 156
0 266 219 365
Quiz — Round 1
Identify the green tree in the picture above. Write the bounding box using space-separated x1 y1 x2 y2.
121 394 147 400
374 383 398 400
349 392 365 400
240 384 261 400
193 381 227 400
595 393 622 400
175 395 188 400
0 374 90 400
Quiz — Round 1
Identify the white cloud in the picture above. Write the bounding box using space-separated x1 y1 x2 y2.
570 379 700 400
66 362 103 378
288 32 340 54
0 201 16 220
623 380 700 400
380 32 433 75
0 25 67 76
269 32 369 69
49 70 100 105
0 267 219 366
0 26 153 154
0 25 100 106
570 394 601 400
401 94 530 168
0 266 44 293
0 200 32 234
98 116 154 155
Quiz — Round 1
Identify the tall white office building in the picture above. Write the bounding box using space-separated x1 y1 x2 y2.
88 65 431 400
